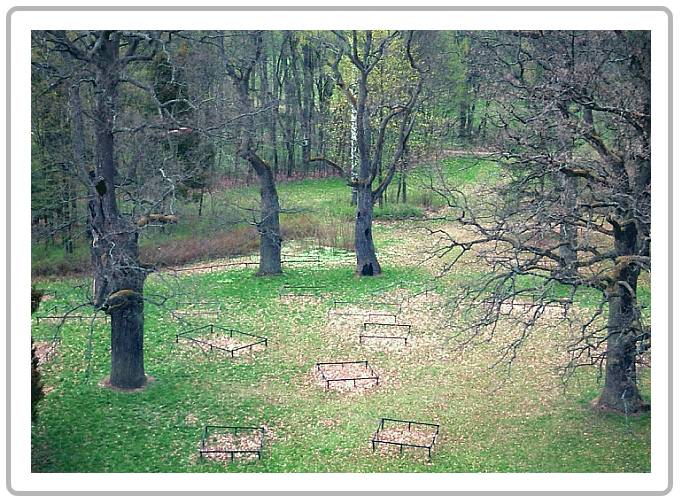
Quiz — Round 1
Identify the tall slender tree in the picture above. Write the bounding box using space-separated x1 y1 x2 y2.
312 30 425 276
217 30 283 275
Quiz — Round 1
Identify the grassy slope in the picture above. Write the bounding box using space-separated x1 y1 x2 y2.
30 157 495 276
30 157 650 473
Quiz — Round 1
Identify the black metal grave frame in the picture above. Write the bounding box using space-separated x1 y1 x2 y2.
316 360 379 390
174 261 259 274
198 425 265 462
360 321 412 345
175 324 267 357
327 299 403 317
278 284 325 298
371 418 440 459
171 300 223 321
409 287 436 302
34 310 109 324
281 253 322 267
367 312 398 323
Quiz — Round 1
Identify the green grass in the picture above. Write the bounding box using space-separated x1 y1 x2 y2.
31 156 495 277
30 156 650 474
31 260 650 473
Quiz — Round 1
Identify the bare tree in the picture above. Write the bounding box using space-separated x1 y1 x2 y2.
430 30 650 413
215 30 283 275
312 30 425 276
34 30 169 389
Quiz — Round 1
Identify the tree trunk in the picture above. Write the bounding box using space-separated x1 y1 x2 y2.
283 37 299 178
595 224 647 413
198 187 204 217
253 156 282 275
108 289 146 388
466 100 476 141
285 132 295 178
354 185 381 276
89 39 147 389
458 100 468 141
301 42 314 173
260 42 278 172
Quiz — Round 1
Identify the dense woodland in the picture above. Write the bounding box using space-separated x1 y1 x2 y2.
31 29 651 447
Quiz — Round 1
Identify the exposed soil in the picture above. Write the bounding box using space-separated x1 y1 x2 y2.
306 364 382 394
362 323 410 338
327 305 401 327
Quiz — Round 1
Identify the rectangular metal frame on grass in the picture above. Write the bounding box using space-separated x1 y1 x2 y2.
175 324 267 357
281 253 322 266
316 360 379 390
198 425 265 462
34 313 108 324
278 284 325 298
360 322 411 345
328 299 403 317
171 300 223 321
409 287 435 302
371 418 440 459
174 261 259 274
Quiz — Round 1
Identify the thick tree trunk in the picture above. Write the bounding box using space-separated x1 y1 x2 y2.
90 190 147 389
230 49 283 276
108 289 146 388
256 165 282 275
89 41 147 389
595 224 647 413
354 185 381 276
595 284 646 413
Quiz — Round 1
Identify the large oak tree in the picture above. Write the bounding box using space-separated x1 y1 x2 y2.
434 30 651 413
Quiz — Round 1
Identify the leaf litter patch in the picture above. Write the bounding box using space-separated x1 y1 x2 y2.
371 418 440 460
198 425 266 463
360 321 411 346
316 360 380 392
175 324 267 358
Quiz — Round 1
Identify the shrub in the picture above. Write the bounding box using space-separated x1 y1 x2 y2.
374 203 425 220
281 214 354 251
140 226 260 267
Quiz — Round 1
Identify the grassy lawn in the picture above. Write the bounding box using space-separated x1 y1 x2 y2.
30 156 650 473
31 253 650 473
